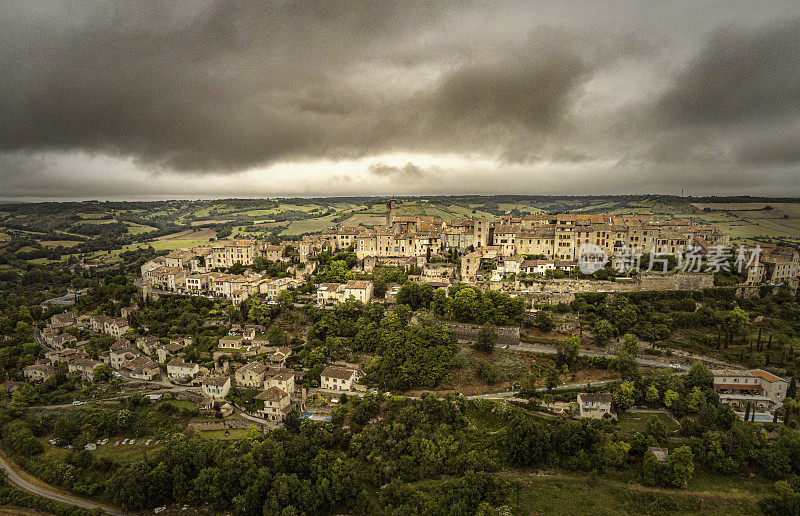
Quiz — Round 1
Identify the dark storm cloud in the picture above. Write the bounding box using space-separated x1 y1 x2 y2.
0 1 623 172
0 1 458 170
1 1 800 197
641 16 800 166
655 18 800 126
738 138 800 165
427 34 588 131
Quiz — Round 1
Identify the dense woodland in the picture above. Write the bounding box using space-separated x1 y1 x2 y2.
2 389 800 514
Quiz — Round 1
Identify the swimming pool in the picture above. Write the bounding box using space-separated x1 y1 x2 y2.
736 412 774 422
300 412 332 422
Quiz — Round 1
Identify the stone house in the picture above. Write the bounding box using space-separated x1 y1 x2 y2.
265 371 295 395
68 358 104 381
166 358 200 380
201 376 232 400
320 366 361 391
577 393 614 419
234 362 270 388
24 363 56 382
256 387 290 421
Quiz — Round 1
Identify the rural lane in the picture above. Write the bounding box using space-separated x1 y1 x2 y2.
0 452 127 515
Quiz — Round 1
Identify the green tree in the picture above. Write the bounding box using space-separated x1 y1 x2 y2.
613 381 636 412
52 416 80 445
556 336 579 368
759 481 800 515
645 415 667 442
245 424 261 441
722 306 748 347
612 352 639 381
663 389 679 408
645 384 660 404
592 319 615 346
3 422 43 456
93 364 113 382
535 311 554 332
267 323 287 347
284 409 301 433
687 387 706 413
431 288 449 318
664 446 694 488
451 287 480 322
117 409 133 430
685 363 714 390
519 373 539 398
474 323 497 354
545 367 559 391
621 333 639 357
642 450 661 486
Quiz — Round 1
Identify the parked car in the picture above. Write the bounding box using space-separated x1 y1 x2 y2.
145 439 152 445
72 401 84 406
121 438 128 444
113 440 121 447
100 438 109 445
128 439 135 445
48 439 56 445
500 344 509 349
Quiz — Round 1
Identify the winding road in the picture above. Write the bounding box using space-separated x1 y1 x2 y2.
0 452 127 515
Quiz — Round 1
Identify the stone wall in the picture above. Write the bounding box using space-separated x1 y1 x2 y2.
375 256 421 268
472 272 715 305
422 263 457 280
480 272 714 294
187 418 253 431
439 321 520 345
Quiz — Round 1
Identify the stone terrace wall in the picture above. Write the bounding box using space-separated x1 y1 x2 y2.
439 321 520 345
480 273 712 294
473 272 714 305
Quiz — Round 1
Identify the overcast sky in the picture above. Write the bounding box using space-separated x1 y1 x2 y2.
2 1 800 200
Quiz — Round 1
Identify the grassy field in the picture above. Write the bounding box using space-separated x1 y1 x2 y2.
199 428 249 440
498 202 546 214
191 218 234 226
280 215 338 235
40 438 164 463
341 214 387 226
617 411 680 434
76 213 112 219
509 471 763 515
39 240 80 248
690 202 800 242
133 238 215 251
135 228 219 250
124 222 157 235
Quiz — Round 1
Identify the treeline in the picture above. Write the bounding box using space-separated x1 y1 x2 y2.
398 283 525 326
3 389 800 513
